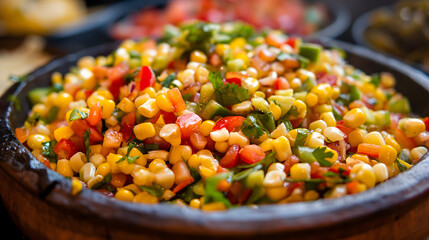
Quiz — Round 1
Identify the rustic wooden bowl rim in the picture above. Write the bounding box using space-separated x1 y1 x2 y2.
1 38 429 236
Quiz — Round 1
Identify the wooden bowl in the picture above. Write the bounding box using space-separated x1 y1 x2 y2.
1 39 429 240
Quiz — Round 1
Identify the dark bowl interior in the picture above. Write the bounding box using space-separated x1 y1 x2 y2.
1 39 429 239
351 5 429 74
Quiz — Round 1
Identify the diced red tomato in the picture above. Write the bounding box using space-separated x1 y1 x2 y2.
274 77 290 90
394 128 417 149
239 145 265 164
212 116 245 132
346 181 359 194
88 102 102 126
219 144 240 168
227 181 252 205
423 117 429 131
107 63 129 99
216 165 229 173
54 138 79 160
136 66 156 91
285 37 297 48
121 112 135 142
190 132 207 151
317 74 337 86
167 88 187 112
336 120 354 136
15 127 29 143
93 66 108 80
176 113 202 139
70 119 103 144
172 176 194 193
143 136 171 150
103 129 123 149
357 143 381 158
225 77 241 86
290 118 304 128
283 155 300 175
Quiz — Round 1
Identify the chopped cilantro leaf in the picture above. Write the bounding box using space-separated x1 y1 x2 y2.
41 140 57 163
69 108 88 121
312 146 334 167
83 130 91 160
140 183 165 197
161 73 176 88
209 71 249 106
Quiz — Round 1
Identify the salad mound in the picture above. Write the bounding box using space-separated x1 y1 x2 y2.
15 21 429 210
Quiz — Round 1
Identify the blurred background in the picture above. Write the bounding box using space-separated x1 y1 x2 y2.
0 0 419 238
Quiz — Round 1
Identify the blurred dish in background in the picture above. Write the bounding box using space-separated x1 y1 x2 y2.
0 36 51 94
353 0 429 73
110 0 331 40
0 0 87 35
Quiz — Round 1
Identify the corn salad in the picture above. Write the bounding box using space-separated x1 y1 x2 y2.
16 21 429 210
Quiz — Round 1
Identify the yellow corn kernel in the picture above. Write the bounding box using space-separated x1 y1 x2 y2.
199 120 215 136
78 56 95 69
51 72 63 85
215 141 229 153
32 103 48 116
57 159 73 178
190 50 207 63
99 99 115 119
343 108 366 128
149 159 167 173
106 153 123 174
187 154 201 169
350 163 376 188
351 153 370 164
348 129 365 147
292 100 307 118
215 43 230 56
55 92 73 109
290 163 311 180
202 202 227 211
145 150 169 161
398 118 425 138
286 129 298 146
272 136 292 162
363 132 385 146
79 68 95 90
270 123 288 139
134 122 156 141
266 186 288 201
117 97 135 113
132 168 156 186
54 126 74 142
251 97 270 112
70 152 87 173
411 146 428 162
169 145 192 164
228 132 249 148
378 145 397 165
269 102 282 121
384 134 401 153
306 132 325 148
138 98 160 118
95 162 111 177
71 179 83 196
134 191 159 204
117 159 135 175
88 175 104 189
306 92 318 107
155 94 174 112
129 148 146 166
231 101 253 115
259 138 274 152
309 120 328 132
241 77 260 95
320 112 336 127
27 134 50 150
189 198 201 209
263 170 286 187
210 128 230 142
311 84 331 103
230 37 246 49
159 123 181 146
323 127 345 142
373 163 389 182
134 93 151 108
115 188 134 202
195 65 210 84
162 189 175 201
89 153 105 167
87 94 105 108
156 168 175 189
123 183 141 195
314 104 333 114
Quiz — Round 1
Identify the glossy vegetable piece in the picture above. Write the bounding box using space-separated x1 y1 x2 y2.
357 143 381 158
167 88 187 112
176 113 202 139
107 63 129 99
212 116 245 132
54 138 79 160
136 66 156 91
28 87 51 106
299 43 322 62
239 145 265 164
121 112 136 142
87 103 102 126
199 99 232 120
71 119 103 144
220 144 240 168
